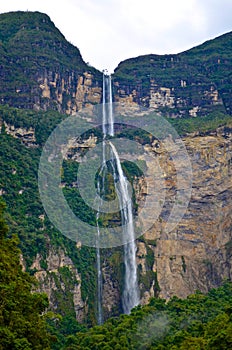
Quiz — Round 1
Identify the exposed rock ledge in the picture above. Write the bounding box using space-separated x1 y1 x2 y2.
1 122 37 147
30 247 87 322
140 128 232 300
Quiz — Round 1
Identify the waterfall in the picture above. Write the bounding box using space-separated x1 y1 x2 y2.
96 206 103 325
96 72 139 323
95 72 108 325
109 142 140 314
108 75 114 137
102 73 114 137
102 74 107 139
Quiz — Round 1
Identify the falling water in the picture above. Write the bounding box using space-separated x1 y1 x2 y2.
109 142 140 314
102 73 114 137
96 198 103 325
95 72 109 325
96 72 139 323
102 73 107 138
108 75 114 137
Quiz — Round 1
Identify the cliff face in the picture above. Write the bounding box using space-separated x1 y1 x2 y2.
1 12 232 118
1 11 232 323
30 247 87 322
2 120 231 320
0 11 102 113
140 127 232 299
86 127 231 313
36 70 102 114
113 31 232 118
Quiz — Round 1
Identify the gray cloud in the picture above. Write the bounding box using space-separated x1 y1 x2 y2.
1 0 231 72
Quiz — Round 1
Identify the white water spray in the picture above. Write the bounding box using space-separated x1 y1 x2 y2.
96 73 139 323
109 141 140 313
96 193 103 325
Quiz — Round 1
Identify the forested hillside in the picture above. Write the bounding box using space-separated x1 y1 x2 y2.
113 31 232 117
49 282 232 349
0 11 102 112
0 199 52 349
0 10 232 350
1 200 230 350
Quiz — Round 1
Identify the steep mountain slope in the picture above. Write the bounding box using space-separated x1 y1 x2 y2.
1 103 231 326
1 11 231 118
0 11 102 113
0 199 52 349
0 11 231 328
113 31 232 117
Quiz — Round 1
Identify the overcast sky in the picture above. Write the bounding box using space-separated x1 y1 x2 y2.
1 0 232 72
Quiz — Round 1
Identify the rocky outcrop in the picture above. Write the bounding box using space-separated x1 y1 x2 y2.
140 127 232 299
6 70 102 114
0 11 102 114
0 121 98 152
2 122 37 147
113 32 232 117
30 247 87 322
62 134 98 161
36 70 102 114
1 11 231 323
1 12 231 118
102 261 121 317
113 77 224 118
51 125 232 316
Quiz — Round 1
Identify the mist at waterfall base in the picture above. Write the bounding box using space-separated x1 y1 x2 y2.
96 74 140 323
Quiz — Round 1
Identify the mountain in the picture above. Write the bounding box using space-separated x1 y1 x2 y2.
113 31 232 118
0 10 231 334
1 11 232 119
0 11 102 113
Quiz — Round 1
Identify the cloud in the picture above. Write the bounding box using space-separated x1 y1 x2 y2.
133 311 170 349
0 0 231 72
200 0 232 35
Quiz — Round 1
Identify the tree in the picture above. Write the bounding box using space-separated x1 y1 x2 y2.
0 199 51 349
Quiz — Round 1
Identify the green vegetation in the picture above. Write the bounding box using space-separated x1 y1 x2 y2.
0 199 52 349
0 11 101 111
114 31 232 116
167 111 232 136
0 131 44 263
0 11 232 350
115 111 232 140
46 315 87 350
0 107 99 321
1 209 231 350
62 282 232 350
0 10 99 72
0 206 231 350
0 101 231 325
0 104 66 145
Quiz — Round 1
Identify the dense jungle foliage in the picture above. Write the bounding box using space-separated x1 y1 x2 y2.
0 11 232 349
60 281 232 350
0 199 52 349
0 199 231 349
